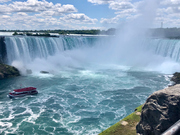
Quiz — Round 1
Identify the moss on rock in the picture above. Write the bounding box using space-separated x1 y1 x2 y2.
0 63 20 79
99 105 143 135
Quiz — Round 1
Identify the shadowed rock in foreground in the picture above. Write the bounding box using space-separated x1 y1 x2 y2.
0 63 20 79
136 84 180 135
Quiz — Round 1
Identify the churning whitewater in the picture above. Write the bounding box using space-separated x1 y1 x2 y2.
0 35 179 134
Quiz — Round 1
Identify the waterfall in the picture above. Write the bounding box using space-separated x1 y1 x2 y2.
4 36 180 64
145 38 180 62
4 36 97 65
2 36 180 74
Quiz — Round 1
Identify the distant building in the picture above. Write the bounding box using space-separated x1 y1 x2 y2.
161 22 163 28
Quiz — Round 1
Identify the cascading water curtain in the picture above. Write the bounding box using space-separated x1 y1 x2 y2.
4 36 96 65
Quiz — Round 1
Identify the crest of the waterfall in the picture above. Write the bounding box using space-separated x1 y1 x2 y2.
3 35 180 75
4 36 98 74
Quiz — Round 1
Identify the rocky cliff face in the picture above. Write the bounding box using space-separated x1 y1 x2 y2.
171 72 180 85
0 63 20 79
0 36 7 63
136 84 180 135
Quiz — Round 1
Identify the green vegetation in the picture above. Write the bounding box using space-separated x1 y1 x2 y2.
58 29 101 35
0 63 20 79
1 28 116 35
12 32 56 37
26 32 51 37
12 31 23 35
99 105 143 135
3 27 180 37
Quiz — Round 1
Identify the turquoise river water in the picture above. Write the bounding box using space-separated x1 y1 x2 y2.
0 35 180 134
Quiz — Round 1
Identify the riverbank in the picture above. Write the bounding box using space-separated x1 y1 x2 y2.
99 72 180 135
0 63 20 79
99 105 142 135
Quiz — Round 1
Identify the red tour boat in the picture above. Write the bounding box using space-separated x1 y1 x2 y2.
8 87 38 98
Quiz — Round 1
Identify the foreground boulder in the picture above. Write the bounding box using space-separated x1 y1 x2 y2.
136 84 180 135
0 63 20 79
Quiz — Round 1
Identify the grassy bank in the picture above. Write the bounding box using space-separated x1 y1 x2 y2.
99 105 143 135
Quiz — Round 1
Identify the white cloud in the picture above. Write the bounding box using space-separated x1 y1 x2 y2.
0 12 63 29
2 15 10 18
60 13 98 24
115 8 136 15
17 12 28 16
161 0 180 5
99 0 137 25
35 4 78 17
87 0 113 5
161 0 180 13
87 0 133 5
0 0 98 29
0 0 77 14
2 0 180 29
100 0 161 28
0 0 11 3
100 15 121 24
109 1 134 10
0 5 11 13
154 0 180 27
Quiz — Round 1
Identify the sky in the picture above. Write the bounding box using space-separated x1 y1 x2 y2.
0 0 180 30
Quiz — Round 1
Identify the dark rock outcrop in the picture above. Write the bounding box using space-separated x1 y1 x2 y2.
40 71 49 74
136 84 180 135
171 72 180 85
0 63 20 79
0 36 7 63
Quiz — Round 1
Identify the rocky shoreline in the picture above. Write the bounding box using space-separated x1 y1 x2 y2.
136 72 180 135
100 72 180 135
0 63 20 79
136 84 180 135
0 36 20 79
170 72 180 85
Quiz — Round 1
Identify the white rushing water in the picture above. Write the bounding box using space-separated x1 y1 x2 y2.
4 36 180 74
1 0 178 134
0 35 179 135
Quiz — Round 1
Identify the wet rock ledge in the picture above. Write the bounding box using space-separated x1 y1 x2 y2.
99 72 180 135
136 73 180 135
171 72 180 85
0 63 20 79
136 84 180 135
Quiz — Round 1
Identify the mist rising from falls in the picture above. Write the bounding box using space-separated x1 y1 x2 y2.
4 35 180 75
3 0 178 75
93 0 180 73
2 0 179 74
4 36 107 74
104 0 160 65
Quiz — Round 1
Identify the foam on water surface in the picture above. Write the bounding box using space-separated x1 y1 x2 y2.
0 67 170 135
1 33 180 134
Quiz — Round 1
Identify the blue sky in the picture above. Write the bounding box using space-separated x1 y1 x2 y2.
0 0 180 30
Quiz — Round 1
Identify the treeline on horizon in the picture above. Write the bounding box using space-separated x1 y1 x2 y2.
1 28 180 38
0 28 116 35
